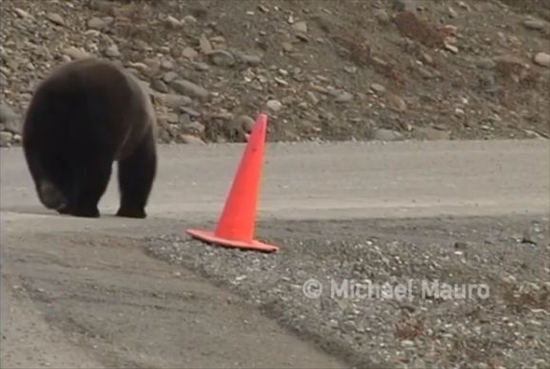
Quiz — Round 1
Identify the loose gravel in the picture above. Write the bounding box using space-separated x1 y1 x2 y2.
144 214 550 369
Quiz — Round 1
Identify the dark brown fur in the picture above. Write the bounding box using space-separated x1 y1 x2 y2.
22 58 158 218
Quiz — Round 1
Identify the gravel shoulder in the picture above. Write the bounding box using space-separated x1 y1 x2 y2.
147 214 550 369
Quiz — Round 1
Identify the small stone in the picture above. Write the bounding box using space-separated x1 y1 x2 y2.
523 19 548 31
370 128 403 141
211 37 226 46
494 55 531 82
238 53 262 66
159 129 172 143
418 66 435 79
151 79 169 93
236 115 256 133
162 71 179 83
454 241 468 250
0 103 19 124
386 93 407 112
448 7 458 18
192 62 210 71
374 9 390 24
199 35 213 54
400 340 415 347
306 91 319 105
454 107 465 116
282 42 294 52
295 34 310 43
274 77 288 86
298 120 320 134
458 1 470 10
444 43 459 53
475 58 496 70
164 114 179 124
161 60 174 70
87 17 107 30
370 83 386 93
179 134 205 144
410 358 427 369
391 0 416 12
266 100 283 112
105 44 121 58
335 91 354 103
143 58 161 71
521 229 538 245
180 107 201 118
183 15 198 24
0 131 13 147
182 47 199 59
165 16 183 28
181 121 205 135
292 21 308 33
152 93 192 109
208 50 235 67
344 66 357 74
63 47 90 60
14 8 33 20
128 62 150 74
533 52 550 68
134 40 153 52
415 127 451 140
170 80 209 99
46 13 65 26
420 52 434 65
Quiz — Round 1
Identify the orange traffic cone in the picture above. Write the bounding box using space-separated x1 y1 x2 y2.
186 113 280 253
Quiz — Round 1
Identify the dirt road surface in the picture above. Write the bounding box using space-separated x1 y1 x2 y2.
1 139 549 368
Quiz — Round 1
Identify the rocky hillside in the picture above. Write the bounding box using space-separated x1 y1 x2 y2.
1 0 549 147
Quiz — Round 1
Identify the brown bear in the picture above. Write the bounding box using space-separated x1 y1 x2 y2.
22 58 158 218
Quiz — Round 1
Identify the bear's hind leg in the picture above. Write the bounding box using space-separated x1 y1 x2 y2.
69 154 113 218
116 133 157 219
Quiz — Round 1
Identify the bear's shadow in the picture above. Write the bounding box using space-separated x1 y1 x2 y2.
1 205 122 219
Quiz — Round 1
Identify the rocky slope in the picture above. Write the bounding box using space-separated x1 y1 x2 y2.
1 0 549 147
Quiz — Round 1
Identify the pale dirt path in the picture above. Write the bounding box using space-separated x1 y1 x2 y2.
1 139 548 368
